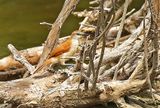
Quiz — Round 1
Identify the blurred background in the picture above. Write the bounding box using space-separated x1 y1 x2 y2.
0 0 89 58
0 0 144 58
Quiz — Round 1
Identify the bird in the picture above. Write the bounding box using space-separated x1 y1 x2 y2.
33 31 84 72
0 31 84 72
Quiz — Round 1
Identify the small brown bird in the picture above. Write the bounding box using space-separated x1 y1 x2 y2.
0 31 83 72
36 31 83 71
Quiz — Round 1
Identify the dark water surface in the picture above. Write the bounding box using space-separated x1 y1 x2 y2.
0 0 89 58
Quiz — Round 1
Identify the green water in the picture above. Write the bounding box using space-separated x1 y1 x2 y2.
0 0 89 58
0 0 144 58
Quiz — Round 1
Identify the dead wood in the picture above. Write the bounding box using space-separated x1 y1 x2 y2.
0 0 160 108
35 0 80 73
8 44 35 75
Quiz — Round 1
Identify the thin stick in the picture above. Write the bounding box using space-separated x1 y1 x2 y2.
143 2 154 101
35 0 80 73
8 44 35 74
114 8 135 24
112 48 129 80
92 0 107 89
97 35 130 49
114 0 130 47
40 22 52 26
92 0 115 89
79 17 89 29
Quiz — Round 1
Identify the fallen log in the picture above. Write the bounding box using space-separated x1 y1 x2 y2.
0 58 149 108
0 0 159 108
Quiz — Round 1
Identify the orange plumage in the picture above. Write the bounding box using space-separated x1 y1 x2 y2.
0 31 80 71
43 37 72 67
50 31 79 57
51 37 72 57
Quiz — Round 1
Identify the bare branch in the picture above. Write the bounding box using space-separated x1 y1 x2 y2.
35 0 80 73
8 44 35 74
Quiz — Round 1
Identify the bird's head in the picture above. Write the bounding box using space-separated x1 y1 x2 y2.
71 31 86 39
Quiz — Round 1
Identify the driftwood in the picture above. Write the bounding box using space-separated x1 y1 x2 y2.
35 0 80 73
0 0 160 108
